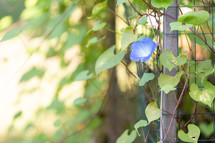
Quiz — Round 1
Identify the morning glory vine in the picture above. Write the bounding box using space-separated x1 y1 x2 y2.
112 0 215 143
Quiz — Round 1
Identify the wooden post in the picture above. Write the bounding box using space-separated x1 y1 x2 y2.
160 1 179 142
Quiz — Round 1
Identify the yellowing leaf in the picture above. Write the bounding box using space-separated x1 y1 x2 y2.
189 81 215 107
170 22 193 31
116 129 137 143
158 71 183 94
178 124 200 143
145 102 161 123
134 120 148 136
160 49 187 72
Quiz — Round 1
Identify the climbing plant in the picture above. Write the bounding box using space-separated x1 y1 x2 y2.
1 0 215 142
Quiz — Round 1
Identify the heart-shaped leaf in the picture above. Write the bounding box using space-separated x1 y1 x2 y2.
160 49 187 71
139 73 155 86
121 27 138 50
151 0 173 9
158 71 183 94
197 60 214 83
145 102 161 123
178 124 200 143
137 16 147 25
88 1 107 19
199 122 214 137
189 81 215 107
134 120 148 136
74 70 93 81
170 22 193 31
95 46 125 74
116 129 137 143
178 10 209 25
86 36 105 48
161 85 176 94
92 20 106 31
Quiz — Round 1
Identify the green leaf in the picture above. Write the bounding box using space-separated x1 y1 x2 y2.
61 26 87 52
47 97 65 114
145 102 161 123
178 10 209 25
136 16 147 25
1 27 20 42
139 73 155 86
86 36 105 48
199 122 214 138
13 111 22 120
134 120 148 136
24 123 34 132
151 0 173 9
95 46 125 74
74 70 93 81
89 1 107 19
135 35 145 42
73 97 87 105
189 81 215 107
178 124 200 143
20 67 45 83
170 22 193 31
161 85 176 94
197 60 214 83
116 129 137 143
116 0 128 6
121 27 138 50
92 20 106 31
53 119 61 127
160 49 187 71
158 71 183 94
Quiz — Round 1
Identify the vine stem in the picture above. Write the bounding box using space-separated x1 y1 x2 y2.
161 12 215 55
162 73 189 142
162 109 183 126
144 122 152 143
182 105 208 130
128 0 143 16
107 8 129 26
163 26 197 142
188 27 215 54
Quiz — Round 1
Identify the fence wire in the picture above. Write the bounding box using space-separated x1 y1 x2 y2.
160 0 215 142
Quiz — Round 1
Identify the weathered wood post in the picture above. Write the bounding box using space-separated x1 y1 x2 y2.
160 0 179 142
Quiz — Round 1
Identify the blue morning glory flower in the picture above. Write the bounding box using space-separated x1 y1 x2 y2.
130 37 157 62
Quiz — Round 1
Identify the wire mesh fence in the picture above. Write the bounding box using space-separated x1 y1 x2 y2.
159 0 215 142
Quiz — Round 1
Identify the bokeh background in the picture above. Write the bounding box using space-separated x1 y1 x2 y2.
1 0 215 143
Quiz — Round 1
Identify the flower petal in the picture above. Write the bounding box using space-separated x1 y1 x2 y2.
130 37 157 62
